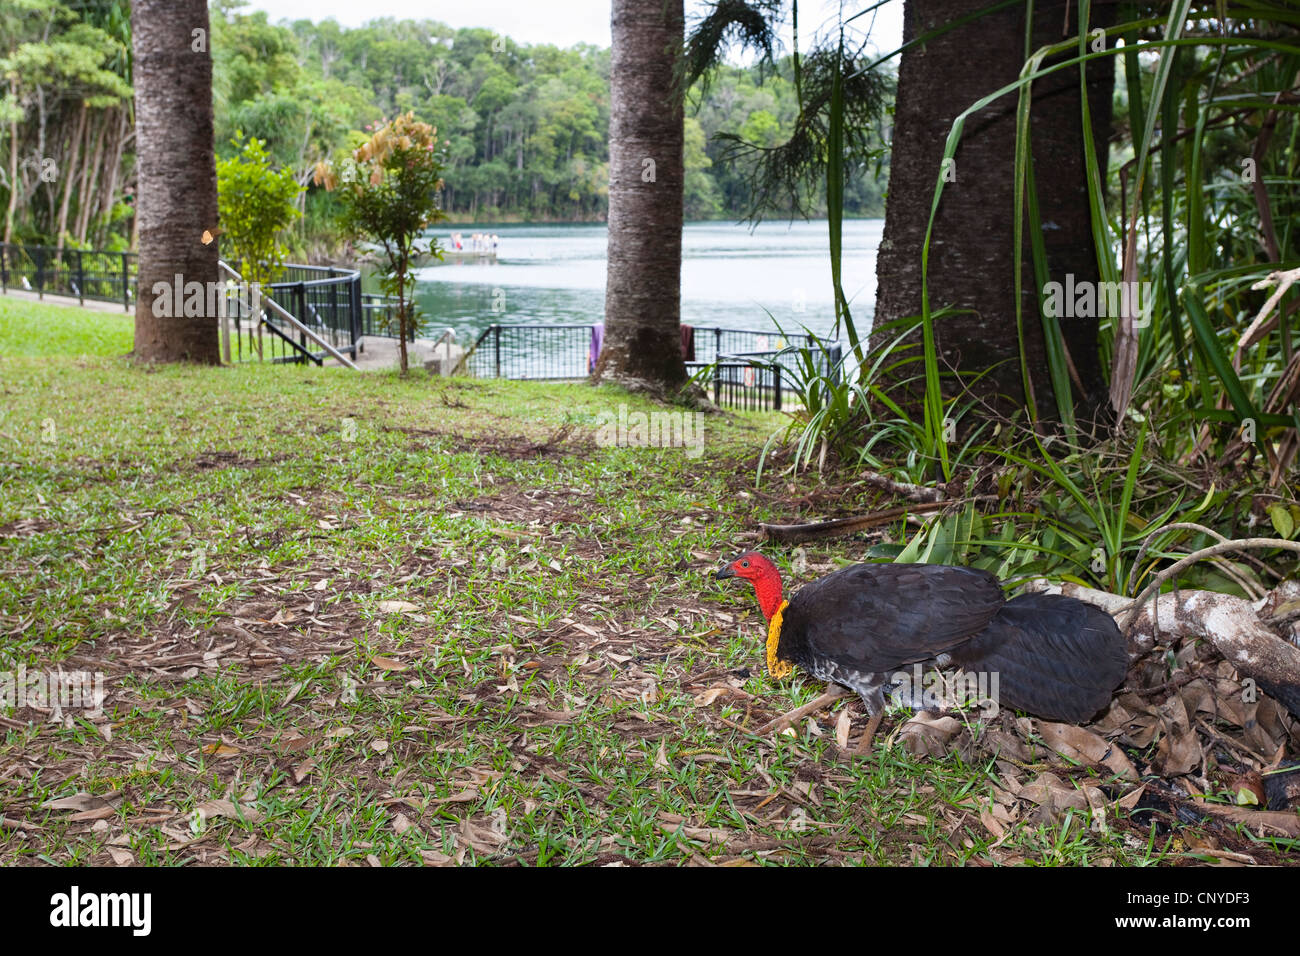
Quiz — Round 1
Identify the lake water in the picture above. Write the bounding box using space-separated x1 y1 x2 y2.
413 218 882 347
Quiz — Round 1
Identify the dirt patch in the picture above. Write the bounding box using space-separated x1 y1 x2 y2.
0 517 55 539
193 450 282 471
384 423 596 460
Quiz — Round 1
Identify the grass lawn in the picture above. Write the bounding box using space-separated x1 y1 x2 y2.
0 295 1190 865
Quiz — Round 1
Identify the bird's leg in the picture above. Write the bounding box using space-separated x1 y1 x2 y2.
756 685 850 735
855 710 883 755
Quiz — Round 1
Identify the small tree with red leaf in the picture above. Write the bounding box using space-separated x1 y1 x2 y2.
314 112 445 374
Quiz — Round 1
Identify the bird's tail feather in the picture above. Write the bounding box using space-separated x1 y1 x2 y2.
949 593 1128 723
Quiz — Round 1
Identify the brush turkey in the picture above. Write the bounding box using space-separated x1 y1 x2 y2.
716 552 1128 749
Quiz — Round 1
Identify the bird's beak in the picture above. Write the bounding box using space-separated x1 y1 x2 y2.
714 564 735 580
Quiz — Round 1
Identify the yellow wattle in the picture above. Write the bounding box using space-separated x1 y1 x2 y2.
766 600 792 678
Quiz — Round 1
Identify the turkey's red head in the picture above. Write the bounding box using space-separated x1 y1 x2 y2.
715 551 785 620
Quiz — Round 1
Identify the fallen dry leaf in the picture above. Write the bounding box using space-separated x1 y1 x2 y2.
654 741 672 772
1036 720 1138 781
897 712 962 757
194 799 265 823
200 743 240 758
835 707 852 750
42 793 116 822
693 687 727 707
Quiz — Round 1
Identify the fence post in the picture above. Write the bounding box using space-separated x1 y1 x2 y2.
713 366 721 407
121 253 130 312
35 246 45 300
714 327 721 363
1 244 7 294
349 275 362 353
76 250 85 306
493 324 501 378
773 364 781 412
296 282 307 362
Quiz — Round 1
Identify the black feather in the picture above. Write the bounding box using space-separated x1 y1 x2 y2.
947 593 1129 722
780 563 1006 673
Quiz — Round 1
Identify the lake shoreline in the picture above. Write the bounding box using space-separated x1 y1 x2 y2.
400 219 881 345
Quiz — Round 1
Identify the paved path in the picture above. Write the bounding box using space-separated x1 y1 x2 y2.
339 335 465 373
1 288 131 314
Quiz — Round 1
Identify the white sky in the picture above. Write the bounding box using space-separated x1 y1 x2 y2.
232 0 906 58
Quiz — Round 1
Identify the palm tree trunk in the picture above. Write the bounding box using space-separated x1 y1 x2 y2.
131 0 220 364
873 0 1115 424
594 0 687 395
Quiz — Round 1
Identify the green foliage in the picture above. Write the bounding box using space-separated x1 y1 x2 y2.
212 10 887 230
216 134 303 287
760 310 988 486
3 6 895 246
0 1 133 244
912 3 1300 478
316 113 446 372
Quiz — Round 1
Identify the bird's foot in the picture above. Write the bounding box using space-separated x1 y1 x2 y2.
854 711 883 756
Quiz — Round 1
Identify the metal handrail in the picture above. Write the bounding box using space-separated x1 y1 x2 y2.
219 260 360 370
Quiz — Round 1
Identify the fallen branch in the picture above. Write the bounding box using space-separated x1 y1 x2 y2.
1128 522 1229 595
761 503 947 544
1190 798 1300 838
1125 538 1300 630
755 686 850 734
859 471 950 503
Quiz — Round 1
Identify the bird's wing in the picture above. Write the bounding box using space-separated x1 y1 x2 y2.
785 563 1006 672
947 592 1128 722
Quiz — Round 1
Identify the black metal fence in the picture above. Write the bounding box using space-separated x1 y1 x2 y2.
260 264 361 361
686 360 784 411
1 242 135 310
459 323 841 411
461 324 594 379
359 293 413 340
222 287 326 366
5 240 837 400
1 241 407 365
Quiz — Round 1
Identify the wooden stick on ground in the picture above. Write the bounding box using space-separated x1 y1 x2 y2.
755 686 850 734
1124 537 1300 629
761 497 1001 545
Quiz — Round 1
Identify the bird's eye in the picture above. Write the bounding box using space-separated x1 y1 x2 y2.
741 560 750 568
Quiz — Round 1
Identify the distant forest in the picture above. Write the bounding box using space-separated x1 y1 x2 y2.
0 1 891 256
215 6 892 227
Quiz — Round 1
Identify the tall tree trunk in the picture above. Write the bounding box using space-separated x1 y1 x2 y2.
99 109 129 238
76 108 110 244
4 79 17 245
55 102 87 253
131 0 220 364
873 0 1115 424
594 0 687 395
